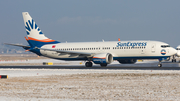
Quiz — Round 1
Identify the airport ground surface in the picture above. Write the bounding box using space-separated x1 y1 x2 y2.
1 54 180 100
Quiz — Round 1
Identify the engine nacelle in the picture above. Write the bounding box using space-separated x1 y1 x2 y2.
118 59 137 64
93 53 113 64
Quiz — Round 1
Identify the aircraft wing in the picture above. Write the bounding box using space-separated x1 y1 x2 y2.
4 43 93 56
4 43 30 48
36 47 93 56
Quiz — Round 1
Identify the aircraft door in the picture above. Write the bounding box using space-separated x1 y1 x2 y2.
151 43 156 53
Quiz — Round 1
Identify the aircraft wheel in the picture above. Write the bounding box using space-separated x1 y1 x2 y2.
158 64 162 67
85 62 93 67
100 63 107 67
172 59 176 62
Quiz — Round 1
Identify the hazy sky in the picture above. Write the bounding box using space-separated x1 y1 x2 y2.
0 0 180 47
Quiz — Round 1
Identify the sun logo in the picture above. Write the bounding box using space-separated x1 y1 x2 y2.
25 19 43 35
161 49 166 55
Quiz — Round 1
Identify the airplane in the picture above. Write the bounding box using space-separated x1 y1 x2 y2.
5 12 177 67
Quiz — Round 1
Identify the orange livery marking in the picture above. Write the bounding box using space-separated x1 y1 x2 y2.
28 37 56 42
93 57 106 59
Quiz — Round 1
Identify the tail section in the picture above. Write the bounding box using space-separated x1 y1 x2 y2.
22 12 60 47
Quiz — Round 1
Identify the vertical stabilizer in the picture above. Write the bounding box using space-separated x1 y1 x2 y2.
22 12 60 46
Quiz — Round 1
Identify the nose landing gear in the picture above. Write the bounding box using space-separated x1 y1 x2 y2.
158 63 162 67
172 55 176 62
158 60 162 67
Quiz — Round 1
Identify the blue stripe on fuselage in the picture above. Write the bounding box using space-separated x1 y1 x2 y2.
43 56 170 61
113 56 170 60
30 48 42 56
27 40 60 47
26 40 60 56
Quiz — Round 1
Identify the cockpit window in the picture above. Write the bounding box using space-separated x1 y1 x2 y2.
161 45 170 48
176 48 180 50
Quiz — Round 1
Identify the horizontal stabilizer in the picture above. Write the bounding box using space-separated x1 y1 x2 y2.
4 43 30 48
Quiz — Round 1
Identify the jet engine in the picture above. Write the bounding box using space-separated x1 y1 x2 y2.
92 53 113 64
118 59 137 64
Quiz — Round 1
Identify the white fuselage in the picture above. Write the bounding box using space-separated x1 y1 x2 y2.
39 40 177 61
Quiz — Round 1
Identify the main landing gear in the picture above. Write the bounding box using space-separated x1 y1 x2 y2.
100 63 107 67
85 62 108 67
85 61 93 67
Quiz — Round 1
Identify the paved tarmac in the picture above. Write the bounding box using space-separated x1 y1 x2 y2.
0 62 180 70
